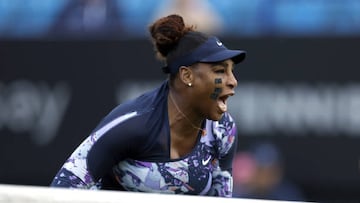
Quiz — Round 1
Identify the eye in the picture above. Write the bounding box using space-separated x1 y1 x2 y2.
215 69 225 74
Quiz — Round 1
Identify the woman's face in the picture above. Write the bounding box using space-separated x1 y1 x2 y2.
190 59 238 121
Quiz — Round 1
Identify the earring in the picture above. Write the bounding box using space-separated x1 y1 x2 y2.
188 83 192 87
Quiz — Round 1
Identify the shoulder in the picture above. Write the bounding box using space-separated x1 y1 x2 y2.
212 112 237 138
209 112 237 156
94 81 169 132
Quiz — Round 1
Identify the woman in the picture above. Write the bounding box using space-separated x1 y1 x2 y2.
50 14 246 197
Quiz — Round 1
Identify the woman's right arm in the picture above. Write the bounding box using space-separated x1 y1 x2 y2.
50 111 140 189
50 133 103 189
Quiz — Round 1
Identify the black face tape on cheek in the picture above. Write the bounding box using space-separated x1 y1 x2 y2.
210 88 222 100
214 87 222 94
215 78 222 84
210 93 218 100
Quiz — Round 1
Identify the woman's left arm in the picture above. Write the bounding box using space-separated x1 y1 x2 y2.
208 113 238 197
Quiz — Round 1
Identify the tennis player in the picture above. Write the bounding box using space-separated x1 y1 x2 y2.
51 14 246 197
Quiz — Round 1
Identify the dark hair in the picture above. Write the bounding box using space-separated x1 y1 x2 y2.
149 14 209 74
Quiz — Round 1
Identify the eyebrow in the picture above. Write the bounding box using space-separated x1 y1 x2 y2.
210 61 228 68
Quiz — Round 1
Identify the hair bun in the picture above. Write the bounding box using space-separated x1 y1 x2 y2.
149 14 193 58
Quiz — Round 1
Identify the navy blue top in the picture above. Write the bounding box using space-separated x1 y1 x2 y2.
50 80 238 197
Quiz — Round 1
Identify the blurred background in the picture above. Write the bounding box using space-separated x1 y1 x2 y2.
1 0 360 202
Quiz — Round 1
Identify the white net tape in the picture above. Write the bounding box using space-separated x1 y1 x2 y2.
0 184 297 203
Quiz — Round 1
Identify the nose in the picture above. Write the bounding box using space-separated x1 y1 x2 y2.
227 71 238 89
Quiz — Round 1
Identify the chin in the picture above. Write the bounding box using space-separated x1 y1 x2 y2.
208 112 224 121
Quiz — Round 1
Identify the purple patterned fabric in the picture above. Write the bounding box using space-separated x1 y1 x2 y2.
51 81 237 197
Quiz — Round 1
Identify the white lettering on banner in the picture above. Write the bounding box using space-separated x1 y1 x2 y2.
116 81 360 137
230 83 360 136
0 80 71 145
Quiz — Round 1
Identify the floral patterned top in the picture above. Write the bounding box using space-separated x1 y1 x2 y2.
50 80 238 197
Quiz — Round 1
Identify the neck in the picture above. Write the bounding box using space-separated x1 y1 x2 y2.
168 90 206 137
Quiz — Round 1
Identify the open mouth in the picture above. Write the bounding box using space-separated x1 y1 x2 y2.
217 95 229 113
